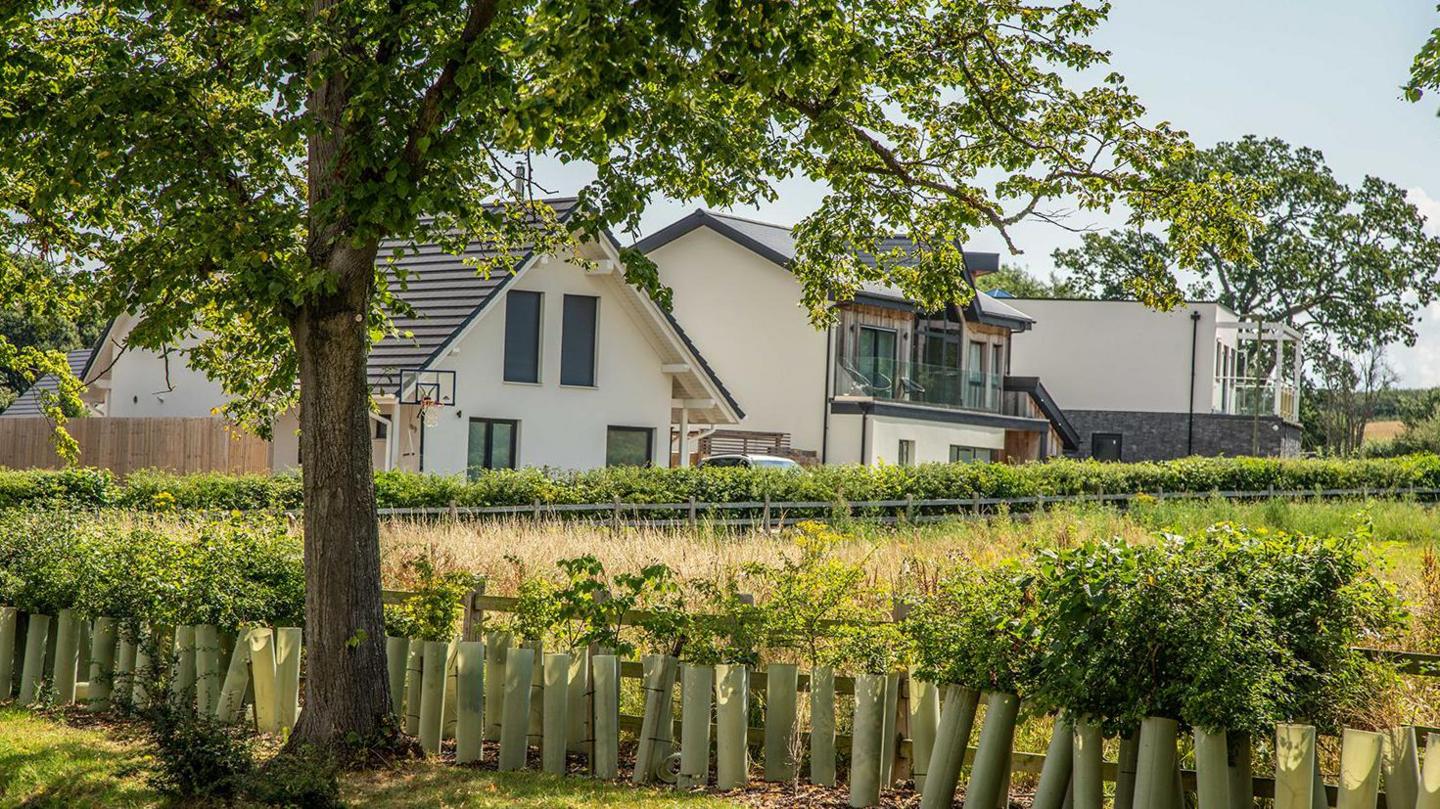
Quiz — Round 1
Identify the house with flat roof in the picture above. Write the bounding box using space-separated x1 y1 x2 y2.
636 211 1078 466
1003 297 1303 461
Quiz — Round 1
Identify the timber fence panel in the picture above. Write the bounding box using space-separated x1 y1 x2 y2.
0 416 272 475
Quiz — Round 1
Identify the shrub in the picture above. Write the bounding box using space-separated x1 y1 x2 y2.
146 705 254 801
904 562 1039 695
243 747 343 809
383 554 481 641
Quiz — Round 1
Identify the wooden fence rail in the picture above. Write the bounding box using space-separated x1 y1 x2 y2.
356 484 1440 529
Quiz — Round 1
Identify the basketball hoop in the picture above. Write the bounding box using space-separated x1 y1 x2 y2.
419 395 442 428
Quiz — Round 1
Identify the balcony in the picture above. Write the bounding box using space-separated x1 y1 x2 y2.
1214 375 1301 422
834 354 1004 413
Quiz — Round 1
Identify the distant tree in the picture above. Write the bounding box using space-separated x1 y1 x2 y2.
1 1 1258 752
1304 341 1395 456
0 255 103 407
979 265 1081 299
1053 137 1440 350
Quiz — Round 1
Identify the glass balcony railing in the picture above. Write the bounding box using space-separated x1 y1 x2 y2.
834 354 1004 413
1213 376 1301 422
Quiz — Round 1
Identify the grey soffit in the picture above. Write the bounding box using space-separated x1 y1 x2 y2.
632 209 1022 327
0 347 96 417
368 197 579 393
828 397 1054 432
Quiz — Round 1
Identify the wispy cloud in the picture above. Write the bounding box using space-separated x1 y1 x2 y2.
1408 187 1440 237
1389 189 1440 387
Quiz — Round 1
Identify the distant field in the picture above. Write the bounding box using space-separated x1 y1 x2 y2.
1365 419 1407 441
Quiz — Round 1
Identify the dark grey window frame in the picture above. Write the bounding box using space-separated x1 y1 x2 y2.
1091 432 1123 462
605 425 654 467
503 290 543 384
560 294 599 387
468 417 519 474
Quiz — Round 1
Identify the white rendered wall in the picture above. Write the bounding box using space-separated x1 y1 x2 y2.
1005 299 1224 414
417 258 675 475
648 228 831 456
101 321 231 418
868 415 1006 465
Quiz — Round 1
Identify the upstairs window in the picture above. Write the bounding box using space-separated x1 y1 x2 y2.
503 290 542 383
560 295 599 387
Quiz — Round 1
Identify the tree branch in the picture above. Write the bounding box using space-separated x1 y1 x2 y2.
400 0 500 172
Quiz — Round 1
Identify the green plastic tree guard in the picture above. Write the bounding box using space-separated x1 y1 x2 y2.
1071 718 1104 809
715 663 750 790
566 648 589 753
113 630 137 706
919 686 981 809
879 672 901 786
168 625 196 707
1420 731 1440 809
404 639 424 735
418 640 447 756
215 631 251 724
483 631 511 742
964 691 1021 809
52 608 82 706
763 662 799 783
443 639 459 741
193 624 220 715
86 617 118 712
1133 716 1179 809
634 654 679 785
1032 713 1074 809
526 639 544 747
542 652 570 776
385 636 408 719
0 607 17 701
591 654 620 779
1337 728 1382 809
499 646 535 771
1193 727 1228 809
274 627 301 730
678 663 714 789
18 613 52 706
454 640 485 765
1228 732 1254 809
909 677 940 795
1275 723 1317 809
810 666 837 788
1387 726 1421 809
249 628 281 734
1113 730 1140 809
850 673 886 808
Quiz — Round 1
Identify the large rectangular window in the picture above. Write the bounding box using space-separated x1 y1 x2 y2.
468 418 518 475
857 326 897 395
560 294 599 387
503 290 542 383
606 426 653 467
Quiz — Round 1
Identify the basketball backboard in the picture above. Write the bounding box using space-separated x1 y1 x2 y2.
398 369 457 406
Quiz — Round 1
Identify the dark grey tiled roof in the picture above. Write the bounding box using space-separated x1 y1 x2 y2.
368 197 579 393
1 348 95 417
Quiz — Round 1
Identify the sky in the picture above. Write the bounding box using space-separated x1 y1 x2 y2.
532 1 1440 386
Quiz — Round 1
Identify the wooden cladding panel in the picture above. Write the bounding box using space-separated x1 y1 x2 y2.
0 416 271 476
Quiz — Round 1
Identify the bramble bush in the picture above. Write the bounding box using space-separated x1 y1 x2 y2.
2 454 1439 512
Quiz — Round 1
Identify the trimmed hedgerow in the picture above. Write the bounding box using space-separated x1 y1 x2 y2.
0 454 1437 512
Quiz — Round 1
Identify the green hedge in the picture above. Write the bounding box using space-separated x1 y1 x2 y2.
2 454 1439 512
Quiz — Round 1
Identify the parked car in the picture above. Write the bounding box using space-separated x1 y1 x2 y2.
698 453 802 470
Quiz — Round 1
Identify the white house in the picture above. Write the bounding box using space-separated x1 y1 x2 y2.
1003 297 1303 461
635 211 1078 465
5 198 743 475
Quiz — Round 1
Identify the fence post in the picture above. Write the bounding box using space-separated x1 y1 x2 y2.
532 498 541 522
763 494 772 532
905 494 915 524
688 496 697 529
448 499 459 520
612 496 622 532
462 581 486 643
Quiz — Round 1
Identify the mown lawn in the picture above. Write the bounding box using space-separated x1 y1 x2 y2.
0 708 736 809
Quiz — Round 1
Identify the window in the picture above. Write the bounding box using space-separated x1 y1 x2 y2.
897 439 915 467
503 290 542 383
1091 432 1123 462
468 418 518 475
857 326 897 393
560 294 598 387
373 418 388 440
606 426 653 467
949 445 994 463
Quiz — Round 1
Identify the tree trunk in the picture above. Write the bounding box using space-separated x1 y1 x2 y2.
286 242 391 749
